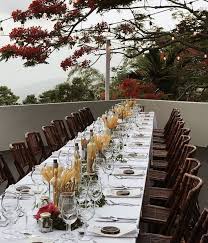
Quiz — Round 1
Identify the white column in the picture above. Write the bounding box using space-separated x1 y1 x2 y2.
105 39 111 101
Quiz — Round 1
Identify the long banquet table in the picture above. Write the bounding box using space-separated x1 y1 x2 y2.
0 110 154 243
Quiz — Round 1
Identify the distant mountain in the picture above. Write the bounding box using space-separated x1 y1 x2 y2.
14 77 65 102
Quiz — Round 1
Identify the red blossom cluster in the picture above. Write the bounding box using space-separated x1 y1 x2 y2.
61 46 94 70
12 0 67 22
0 44 48 63
119 78 141 98
94 21 108 33
29 0 67 16
10 27 49 43
119 78 164 99
119 23 135 34
12 10 29 22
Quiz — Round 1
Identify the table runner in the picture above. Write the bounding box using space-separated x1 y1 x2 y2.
0 111 154 243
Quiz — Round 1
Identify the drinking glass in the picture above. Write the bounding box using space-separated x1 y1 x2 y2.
88 178 102 205
78 200 95 241
59 192 77 242
1 192 21 239
102 158 114 187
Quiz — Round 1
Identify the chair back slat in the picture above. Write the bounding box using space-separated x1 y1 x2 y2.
83 107 95 125
164 108 180 135
165 135 191 183
166 157 200 206
10 142 35 179
188 209 208 243
71 112 84 132
166 120 185 151
0 154 15 185
162 173 203 238
51 120 69 144
79 109 89 128
25 132 47 164
0 154 10 190
42 125 62 153
65 115 77 139
166 144 196 188
170 174 203 242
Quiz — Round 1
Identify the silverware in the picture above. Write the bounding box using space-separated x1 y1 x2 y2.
107 200 140 206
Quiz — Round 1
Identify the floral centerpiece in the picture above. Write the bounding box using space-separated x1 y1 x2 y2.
34 202 82 231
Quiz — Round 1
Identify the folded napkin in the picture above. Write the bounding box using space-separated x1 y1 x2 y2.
88 224 139 238
5 185 35 198
28 235 53 243
113 169 145 177
105 188 142 198
124 153 148 159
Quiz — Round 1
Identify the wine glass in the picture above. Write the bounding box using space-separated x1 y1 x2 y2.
78 200 95 241
60 192 77 242
102 158 114 187
1 192 21 239
87 178 102 206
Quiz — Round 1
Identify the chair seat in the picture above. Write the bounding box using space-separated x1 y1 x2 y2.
149 187 173 201
153 132 165 138
153 129 164 133
153 137 166 144
153 144 167 150
151 160 168 170
141 205 170 224
153 150 168 158
137 233 173 243
149 169 167 182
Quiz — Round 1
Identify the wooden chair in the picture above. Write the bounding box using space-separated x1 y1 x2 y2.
80 108 91 126
0 154 11 192
153 111 181 144
153 120 185 158
0 153 15 185
148 156 200 206
151 129 191 171
42 125 63 153
10 142 35 180
83 107 95 125
149 135 191 184
71 112 85 132
79 109 89 128
138 209 208 243
25 131 48 165
65 115 77 139
153 108 180 135
140 174 203 240
51 120 69 144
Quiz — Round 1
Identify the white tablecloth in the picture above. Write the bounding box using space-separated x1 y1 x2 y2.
0 111 154 243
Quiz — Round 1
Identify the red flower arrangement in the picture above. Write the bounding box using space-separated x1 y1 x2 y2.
34 202 83 230
35 202 60 220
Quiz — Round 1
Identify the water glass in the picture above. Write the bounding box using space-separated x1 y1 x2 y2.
59 192 77 242
78 200 95 241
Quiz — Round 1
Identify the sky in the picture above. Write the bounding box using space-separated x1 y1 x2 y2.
0 0 206 100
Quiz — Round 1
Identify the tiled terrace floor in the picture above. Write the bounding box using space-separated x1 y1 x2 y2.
1 146 208 210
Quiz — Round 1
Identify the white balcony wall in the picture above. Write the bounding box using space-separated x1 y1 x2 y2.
0 100 120 151
138 99 208 147
0 99 207 150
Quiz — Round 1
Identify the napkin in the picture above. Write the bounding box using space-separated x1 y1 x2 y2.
113 169 145 177
124 153 148 159
105 188 142 198
88 224 139 238
28 235 53 243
